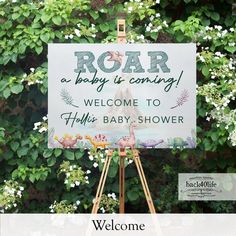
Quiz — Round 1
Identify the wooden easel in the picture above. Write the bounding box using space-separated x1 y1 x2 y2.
91 19 156 214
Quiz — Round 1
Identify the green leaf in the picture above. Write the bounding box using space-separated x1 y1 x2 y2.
75 150 84 159
41 13 51 23
210 132 218 141
64 150 75 160
150 32 158 40
29 174 35 183
10 141 19 152
31 150 38 161
224 46 236 54
82 18 89 26
127 190 139 201
108 164 117 178
89 11 99 20
40 33 50 43
10 84 24 94
54 149 62 157
52 16 62 25
3 88 11 98
0 80 8 92
202 65 209 77
17 146 28 157
18 44 26 54
12 13 20 20
176 33 184 42
35 46 43 55
43 149 53 158
3 150 14 160
211 12 220 21
99 23 109 32
47 157 56 166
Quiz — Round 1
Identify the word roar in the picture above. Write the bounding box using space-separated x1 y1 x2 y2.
74 51 171 74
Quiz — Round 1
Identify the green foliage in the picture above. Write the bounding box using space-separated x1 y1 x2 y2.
0 0 235 213
99 194 119 213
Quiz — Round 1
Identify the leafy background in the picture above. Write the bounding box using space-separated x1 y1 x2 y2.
0 0 236 213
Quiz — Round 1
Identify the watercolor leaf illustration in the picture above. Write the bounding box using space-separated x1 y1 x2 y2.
171 89 189 109
60 89 79 108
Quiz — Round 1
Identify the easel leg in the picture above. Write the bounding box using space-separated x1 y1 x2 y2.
133 150 156 213
92 153 112 214
119 155 125 213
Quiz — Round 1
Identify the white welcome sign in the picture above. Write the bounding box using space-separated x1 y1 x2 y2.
48 43 196 149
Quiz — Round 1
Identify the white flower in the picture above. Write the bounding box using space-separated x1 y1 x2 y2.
215 52 222 57
215 25 222 31
86 170 91 174
128 6 133 12
229 28 234 32
75 181 80 186
150 15 154 21
146 26 151 32
65 35 69 39
64 180 68 184
156 0 160 3
76 200 81 205
39 127 47 133
19 186 24 191
70 183 75 188
66 173 70 177
163 21 168 27
33 122 41 130
111 193 116 200
75 29 81 37
85 176 88 180
139 34 144 40
100 207 105 213
69 34 73 39
89 155 94 161
13 203 17 207
156 13 160 17
92 34 96 38
93 162 98 168
199 55 205 62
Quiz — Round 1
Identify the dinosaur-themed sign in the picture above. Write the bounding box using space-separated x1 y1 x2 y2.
48 43 196 149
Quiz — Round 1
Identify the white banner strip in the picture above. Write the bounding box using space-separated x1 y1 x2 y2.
1 214 236 236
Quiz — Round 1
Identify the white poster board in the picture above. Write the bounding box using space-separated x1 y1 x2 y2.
48 43 196 149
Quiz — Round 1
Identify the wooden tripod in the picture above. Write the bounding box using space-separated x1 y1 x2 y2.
91 19 156 214
91 149 156 214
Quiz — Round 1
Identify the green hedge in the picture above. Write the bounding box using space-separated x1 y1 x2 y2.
0 0 235 213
